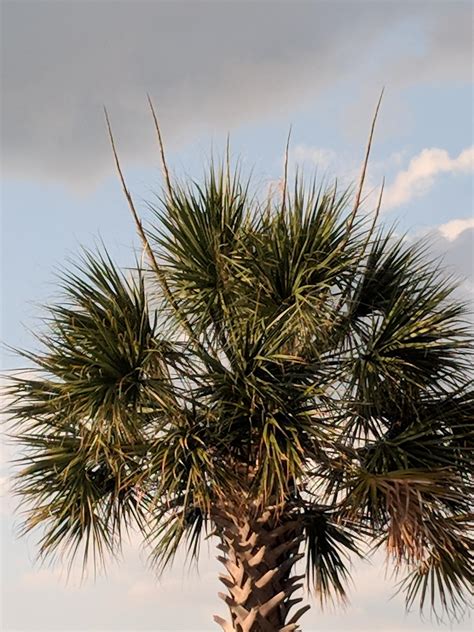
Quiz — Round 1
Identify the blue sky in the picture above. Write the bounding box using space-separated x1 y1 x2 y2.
1 1 473 631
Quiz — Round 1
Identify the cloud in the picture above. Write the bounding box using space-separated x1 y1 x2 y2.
435 224 474 300
288 145 414 212
383 146 474 210
338 4 473 144
291 145 338 172
389 8 474 86
414 219 474 316
1 1 472 188
438 217 474 242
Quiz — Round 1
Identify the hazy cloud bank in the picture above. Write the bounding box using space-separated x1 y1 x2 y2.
2 1 472 188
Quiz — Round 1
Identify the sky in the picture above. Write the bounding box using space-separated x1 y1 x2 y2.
0 0 473 630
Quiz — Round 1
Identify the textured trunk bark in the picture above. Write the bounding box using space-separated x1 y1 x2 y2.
212 503 309 632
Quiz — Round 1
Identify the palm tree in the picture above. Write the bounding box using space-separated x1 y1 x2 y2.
7 102 473 632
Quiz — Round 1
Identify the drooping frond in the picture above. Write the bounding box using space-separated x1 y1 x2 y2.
303 509 361 605
398 513 473 622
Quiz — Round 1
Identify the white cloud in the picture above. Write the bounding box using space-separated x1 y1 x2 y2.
383 146 474 210
438 217 474 242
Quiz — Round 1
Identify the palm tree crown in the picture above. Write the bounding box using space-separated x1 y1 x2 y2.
7 119 473 630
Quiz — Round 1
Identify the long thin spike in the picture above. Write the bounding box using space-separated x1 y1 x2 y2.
334 175 386 315
346 88 384 233
225 132 231 193
363 176 384 253
146 94 174 200
103 107 193 338
282 125 292 212
374 176 385 221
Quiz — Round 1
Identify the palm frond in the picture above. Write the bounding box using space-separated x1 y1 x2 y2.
7 249 181 568
303 509 361 605
398 513 473 622
146 503 207 575
147 159 251 337
343 468 470 565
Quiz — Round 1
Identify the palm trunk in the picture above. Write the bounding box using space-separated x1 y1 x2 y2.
212 503 309 632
